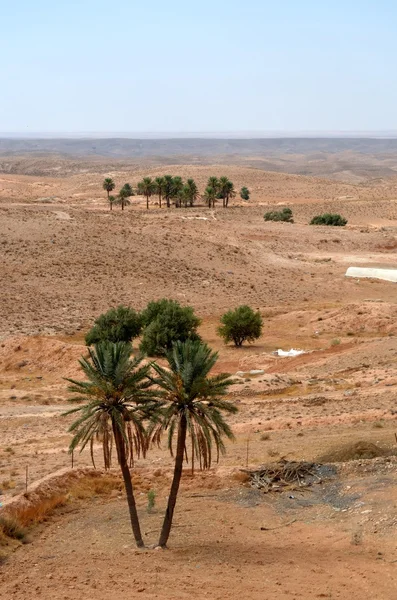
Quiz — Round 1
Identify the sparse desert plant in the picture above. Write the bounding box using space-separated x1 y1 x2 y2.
264 208 294 223
147 489 156 513
260 433 270 441
85 305 143 346
310 213 347 226
65 341 159 548
218 305 263 347
240 186 250 201
331 338 341 346
149 340 237 548
140 299 201 357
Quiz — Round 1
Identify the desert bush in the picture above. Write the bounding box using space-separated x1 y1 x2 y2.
240 186 250 200
264 207 293 222
0 516 26 541
310 213 347 226
85 305 142 346
140 299 201 356
218 305 263 347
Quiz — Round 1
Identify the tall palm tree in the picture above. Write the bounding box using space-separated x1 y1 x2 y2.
103 178 115 208
154 176 165 208
64 341 156 548
138 177 155 210
185 178 199 207
204 186 216 208
150 340 237 548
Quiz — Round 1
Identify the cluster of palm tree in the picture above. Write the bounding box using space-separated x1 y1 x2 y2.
65 339 236 549
204 176 235 208
102 175 237 210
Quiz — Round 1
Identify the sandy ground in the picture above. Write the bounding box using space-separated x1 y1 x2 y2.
1 157 397 598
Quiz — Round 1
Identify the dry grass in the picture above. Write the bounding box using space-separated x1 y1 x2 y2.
0 472 121 561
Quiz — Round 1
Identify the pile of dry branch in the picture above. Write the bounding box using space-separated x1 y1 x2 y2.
244 459 328 493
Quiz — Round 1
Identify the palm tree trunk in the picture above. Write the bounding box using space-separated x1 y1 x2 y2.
158 415 187 548
112 420 144 548
146 195 149 210
159 193 162 208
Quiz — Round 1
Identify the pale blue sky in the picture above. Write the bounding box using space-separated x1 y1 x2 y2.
1 0 396 133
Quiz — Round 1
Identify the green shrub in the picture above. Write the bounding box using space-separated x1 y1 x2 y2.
240 187 250 201
0 516 26 541
264 208 293 223
218 305 263 347
85 305 143 345
140 299 201 356
310 213 347 226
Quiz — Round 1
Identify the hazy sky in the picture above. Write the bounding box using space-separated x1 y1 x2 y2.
2 0 396 134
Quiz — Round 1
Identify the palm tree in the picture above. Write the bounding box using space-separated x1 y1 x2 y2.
108 195 116 211
118 183 134 211
207 177 220 196
224 180 235 207
171 177 183 208
154 176 165 208
150 340 237 548
103 178 115 208
163 175 174 208
218 176 230 208
138 177 155 210
64 341 156 548
204 186 216 208
185 179 198 207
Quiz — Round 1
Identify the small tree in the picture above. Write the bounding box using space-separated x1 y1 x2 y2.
103 177 115 208
163 175 174 208
149 340 237 548
218 305 263 347
138 177 156 210
85 305 143 346
310 213 347 226
240 187 250 201
140 299 201 357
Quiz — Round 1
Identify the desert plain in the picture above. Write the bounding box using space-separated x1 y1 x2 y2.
1 140 397 598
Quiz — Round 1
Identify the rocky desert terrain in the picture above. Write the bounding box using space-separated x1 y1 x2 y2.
1 146 397 599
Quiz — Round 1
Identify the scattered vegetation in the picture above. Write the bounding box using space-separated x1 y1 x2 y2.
0 515 27 541
218 305 263 347
310 213 347 226
85 305 142 346
101 175 242 209
264 207 294 222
